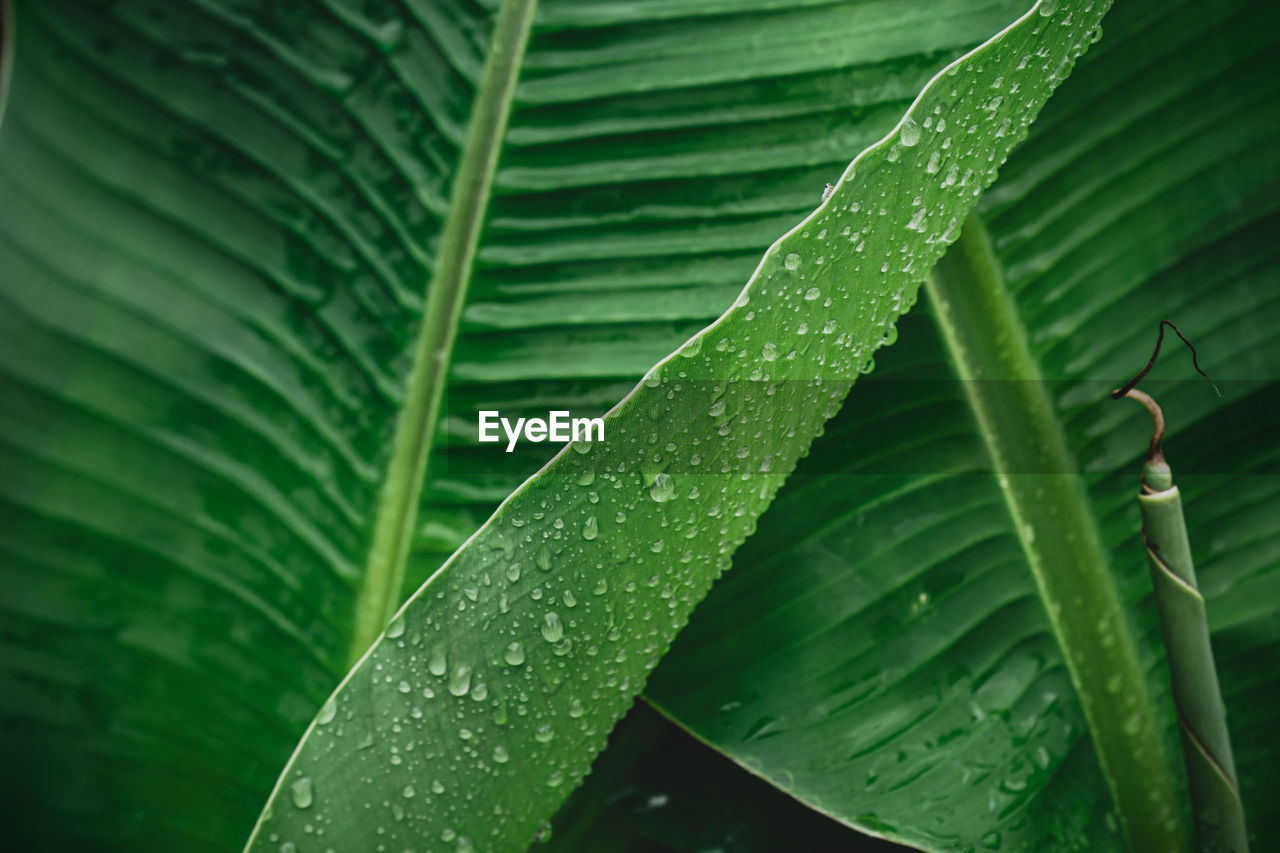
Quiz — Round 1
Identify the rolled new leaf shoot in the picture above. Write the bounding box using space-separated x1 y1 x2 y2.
1115 323 1248 853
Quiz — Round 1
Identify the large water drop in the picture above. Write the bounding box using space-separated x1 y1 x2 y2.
900 117 922 147
289 777 313 810
649 473 676 503
541 612 565 643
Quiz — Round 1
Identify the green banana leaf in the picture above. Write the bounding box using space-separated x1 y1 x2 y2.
642 0 1280 850
0 0 1093 850
241 2 1109 849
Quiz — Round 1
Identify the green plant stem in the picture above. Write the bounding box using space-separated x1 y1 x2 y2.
926 214 1190 853
0 0 14 131
350 0 539 664
1131 420 1248 852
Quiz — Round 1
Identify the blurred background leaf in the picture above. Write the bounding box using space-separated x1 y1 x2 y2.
644 0 1280 850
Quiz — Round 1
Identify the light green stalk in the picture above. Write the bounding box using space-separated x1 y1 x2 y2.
1125 388 1249 853
350 0 540 664
0 1 14 131
928 214 1189 853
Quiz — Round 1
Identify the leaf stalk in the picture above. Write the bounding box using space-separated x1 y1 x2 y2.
350 0 540 664
929 213 1189 853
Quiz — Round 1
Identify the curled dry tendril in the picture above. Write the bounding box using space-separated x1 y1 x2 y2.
1111 319 1221 401
1111 320 1220 470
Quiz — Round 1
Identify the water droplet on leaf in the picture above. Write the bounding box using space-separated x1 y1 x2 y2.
449 665 472 697
649 473 676 503
289 777 313 810
900 117 922 147
541 612 565 643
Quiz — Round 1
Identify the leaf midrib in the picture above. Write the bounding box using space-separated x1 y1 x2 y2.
349 0 540 663
926 213 1190 852
0 1 12 131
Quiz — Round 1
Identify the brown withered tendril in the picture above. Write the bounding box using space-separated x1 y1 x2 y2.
1111 319 1221 401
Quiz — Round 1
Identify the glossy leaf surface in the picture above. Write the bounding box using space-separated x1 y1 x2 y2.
246 2 1108 847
